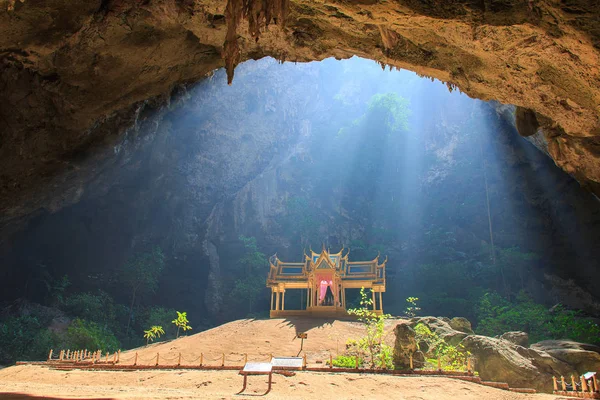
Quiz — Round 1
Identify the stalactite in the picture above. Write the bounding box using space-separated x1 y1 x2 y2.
223 0 289 84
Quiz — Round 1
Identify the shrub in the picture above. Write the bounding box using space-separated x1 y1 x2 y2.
65 318 120 352
347 287 393 369
331 354 363 368
414 323 470 371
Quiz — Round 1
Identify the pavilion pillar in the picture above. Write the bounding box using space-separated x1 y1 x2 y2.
379 291 383 312
271 290 275 311
372 290 376 311
282 290 285 311
306 288 310 309
275 291 280 311
342 287 346 309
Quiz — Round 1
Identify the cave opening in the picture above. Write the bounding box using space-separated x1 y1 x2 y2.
1 56 599 367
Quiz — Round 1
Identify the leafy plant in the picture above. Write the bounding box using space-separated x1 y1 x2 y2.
331 354 363 368
143 325 165 345
414 323 470 371
405 297 421 318
171 311 192 338
347 287 393 369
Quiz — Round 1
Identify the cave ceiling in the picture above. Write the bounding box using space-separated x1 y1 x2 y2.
0 0 599 227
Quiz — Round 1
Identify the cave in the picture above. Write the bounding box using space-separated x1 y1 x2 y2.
1 0 599 395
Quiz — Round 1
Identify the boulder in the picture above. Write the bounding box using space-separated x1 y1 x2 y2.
530 340 600 373
398 316 589 393
449 317 474 334
412 316 468 345
393 323 417 369
500 331 529 347
460 335 574 393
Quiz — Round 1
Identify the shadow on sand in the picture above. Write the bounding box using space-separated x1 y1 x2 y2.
277 316 358 336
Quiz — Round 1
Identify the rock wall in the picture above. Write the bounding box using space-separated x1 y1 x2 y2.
1 57 600 323
1 0 600 224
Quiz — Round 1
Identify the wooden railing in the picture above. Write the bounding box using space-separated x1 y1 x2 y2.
553 375 600 398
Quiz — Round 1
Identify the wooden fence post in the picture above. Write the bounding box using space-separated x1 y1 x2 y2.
59 350 64 362
117 350 121 363
178 353 182 366
113 352 117 364
553 376 558 391
304 354 307 369
330 354 333 369
105 352 109 363
380 352 386 369
593 375 598 392
355 355 359 370
582 376 588 392
571 376 577 392
98 350 102 362
467 357 471 372
134 352 138 366
200 353 203 366
561 376 566 391
409 353 413 370
156 352 159 366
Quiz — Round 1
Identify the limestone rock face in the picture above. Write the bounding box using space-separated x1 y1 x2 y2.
530 340 600 373
1 0 600 222
393 323 417 369
449 317 474 334
500 331 529 347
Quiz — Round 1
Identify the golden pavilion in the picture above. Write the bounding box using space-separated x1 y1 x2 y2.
266 246 387 318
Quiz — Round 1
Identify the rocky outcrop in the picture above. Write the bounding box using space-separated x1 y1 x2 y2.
393 324 417 369
413 317 468 346
449 317 474 334
500 331 529 347
407 317 598 393
1 0 600 224
531 340 600 373
460 334 573 392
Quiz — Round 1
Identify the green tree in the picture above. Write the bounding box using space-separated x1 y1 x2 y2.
171 311 192 338
229 236 268 315
121 247 165 335
367 92 410 132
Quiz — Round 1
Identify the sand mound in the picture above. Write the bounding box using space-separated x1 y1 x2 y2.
121 317 399 366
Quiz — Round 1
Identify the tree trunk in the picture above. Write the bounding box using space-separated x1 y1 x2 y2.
126 286 138 336
478 130 507 298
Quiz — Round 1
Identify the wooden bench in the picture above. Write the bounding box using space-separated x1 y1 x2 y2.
238 362 273 395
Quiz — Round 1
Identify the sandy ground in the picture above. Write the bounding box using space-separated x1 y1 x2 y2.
0 365 564 400
0 318 567 399
118 318 400 367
